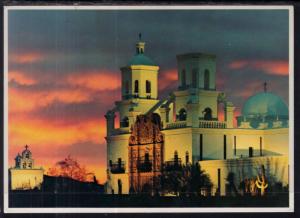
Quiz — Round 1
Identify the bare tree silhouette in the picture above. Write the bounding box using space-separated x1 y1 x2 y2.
47 155 95 182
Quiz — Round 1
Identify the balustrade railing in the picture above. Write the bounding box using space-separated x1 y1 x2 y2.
199 120 226 129
166 121 187 129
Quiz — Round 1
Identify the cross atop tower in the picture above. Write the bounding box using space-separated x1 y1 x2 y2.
264 81 267 93
139 33 142 41
25 145 28 150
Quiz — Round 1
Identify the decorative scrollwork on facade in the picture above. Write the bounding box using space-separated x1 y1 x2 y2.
128 113 164 193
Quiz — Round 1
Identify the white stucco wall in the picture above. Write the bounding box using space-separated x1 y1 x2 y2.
106 134 130 194
10 168 44 190
162 128 193 164
199 155 289 196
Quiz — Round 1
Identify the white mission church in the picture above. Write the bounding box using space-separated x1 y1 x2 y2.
104 38 289 196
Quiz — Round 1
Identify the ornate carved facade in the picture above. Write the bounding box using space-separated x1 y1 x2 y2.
128 113 164 193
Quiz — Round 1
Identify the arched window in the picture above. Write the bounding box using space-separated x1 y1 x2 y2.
203 107 212 120
192 69 198 88
181 70 186 87
204 69 210 90
146 80 151 93
125 81 129 94
121 116 129 127
178 108 187 121
26 153 30 158
134 80 139 93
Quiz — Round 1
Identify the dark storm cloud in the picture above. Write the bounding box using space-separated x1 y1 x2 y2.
8 9 290 109
26 90 119 124
9 10 289 72
221 67 289 112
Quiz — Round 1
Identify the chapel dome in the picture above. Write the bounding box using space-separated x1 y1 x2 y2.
127 35 157 67
128 53 156 66
242 92 288 117
21 145 32 158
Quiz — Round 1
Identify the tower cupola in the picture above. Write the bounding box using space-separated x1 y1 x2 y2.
136 33 145 54
120 34 159 101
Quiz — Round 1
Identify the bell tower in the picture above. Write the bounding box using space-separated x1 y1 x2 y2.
116 34 160 128
120 34 159 101
174 53 220 123
177 53 216 91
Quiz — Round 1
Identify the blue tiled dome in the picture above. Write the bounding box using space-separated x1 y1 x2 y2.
242 92 288 117
128 54 156 66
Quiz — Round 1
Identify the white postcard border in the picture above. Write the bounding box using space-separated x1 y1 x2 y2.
3 5 295 213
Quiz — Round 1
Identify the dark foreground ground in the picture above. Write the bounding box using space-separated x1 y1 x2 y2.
9 176 289 208
9 192 289 208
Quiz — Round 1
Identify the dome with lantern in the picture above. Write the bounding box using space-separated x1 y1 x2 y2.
127 34 157 67
21 145 32 159
237 83 289 129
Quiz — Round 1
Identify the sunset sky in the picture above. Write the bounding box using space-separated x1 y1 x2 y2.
7 9 289 184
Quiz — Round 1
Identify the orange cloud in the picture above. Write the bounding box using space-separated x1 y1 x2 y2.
66 71 121 91
229 60 289 76
8 84 92 113
228 60 248 69
252 61 289 76
9 71 37 85
8 113 108 184
163 69 178 81
159 69 177 90
9 52 46 64
9 116 106 147
8 88 37 113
